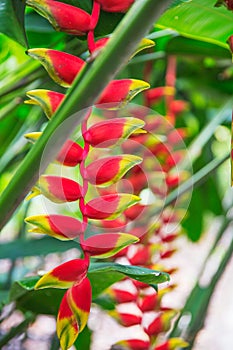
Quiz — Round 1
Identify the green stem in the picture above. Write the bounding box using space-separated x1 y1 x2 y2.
0 0 173 230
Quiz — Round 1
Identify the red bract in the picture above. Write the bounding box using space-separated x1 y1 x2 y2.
25 214 82 240
57 278 92 349
84 193 140 220
82 233 138 258
85 155 142 187
84 117 145 148
153 338 189 350
35 259 88 289
57 140 83 166
26 89 64 119
26 0 91 35
96 0 134 12
97 79 150 109
27 49 85 87
27 175 82 203
116 339 150 350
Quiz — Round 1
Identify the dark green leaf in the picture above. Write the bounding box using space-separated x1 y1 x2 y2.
0 237 80 260
0 0 27 47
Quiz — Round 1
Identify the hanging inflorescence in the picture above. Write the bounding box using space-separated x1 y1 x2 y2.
23 1 157 349
24 1 190 349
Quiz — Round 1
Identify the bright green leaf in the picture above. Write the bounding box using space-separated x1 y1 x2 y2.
158 0 233 49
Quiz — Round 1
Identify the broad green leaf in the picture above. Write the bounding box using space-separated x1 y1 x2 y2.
10 264 169 314
157 0 233 49
0 0 27 47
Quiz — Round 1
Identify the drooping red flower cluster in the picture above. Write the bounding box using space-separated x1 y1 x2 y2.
24 1 159 349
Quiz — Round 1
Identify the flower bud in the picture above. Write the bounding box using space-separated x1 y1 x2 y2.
26 0 91 35
27 48 85 87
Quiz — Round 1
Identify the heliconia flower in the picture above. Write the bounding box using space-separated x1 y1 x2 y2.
127 243 160 266
169 100 189 115
153 338 189 350
144 310 177 336
91 217 126 230
56 140 83 166
145 86 175 105
97 79 150 109
24 132 83 166
160 248 177 259
35 259 89 289
27 49 86 87
167 128 187 146
25 214 82 241
92 37 154 58
124 203 146 221
26 0 91 35
112 302 143 326
84 193 140 220
57 278 92 350
82 233 138 258
108 280 138 303
137 288 158 312
24 132 42 143
25 89 64 118
96 0 135 12
85 155 142 187
161 233 178 243
115 339 150 350
84 117 145 148
228 35 233 53
57 290 78 350
27 175 82 203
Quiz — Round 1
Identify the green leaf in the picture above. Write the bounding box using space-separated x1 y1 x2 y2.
89 263 169 299
158 0 233 49
10 263 169 315
0 0 27 47
166 36 231 58
0 237 80 260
